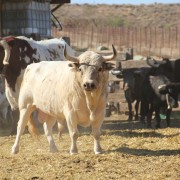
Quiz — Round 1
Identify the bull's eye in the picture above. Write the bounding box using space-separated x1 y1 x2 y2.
98 67 102 72
78 67 82 72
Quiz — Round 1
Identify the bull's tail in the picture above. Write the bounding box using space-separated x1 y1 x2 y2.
0 40 10 65
27 115 40 139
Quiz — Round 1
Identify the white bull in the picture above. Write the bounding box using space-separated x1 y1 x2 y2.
12 45 117 154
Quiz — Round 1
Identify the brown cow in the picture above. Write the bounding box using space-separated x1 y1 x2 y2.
0 36 75 134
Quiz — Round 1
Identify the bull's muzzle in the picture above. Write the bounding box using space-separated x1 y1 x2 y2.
83 82 96 91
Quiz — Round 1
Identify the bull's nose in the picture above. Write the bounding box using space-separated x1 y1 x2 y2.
83 82 96 91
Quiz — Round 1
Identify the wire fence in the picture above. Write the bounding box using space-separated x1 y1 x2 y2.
52 26 180 58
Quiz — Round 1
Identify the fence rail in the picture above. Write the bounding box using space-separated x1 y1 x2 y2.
52 26 180 58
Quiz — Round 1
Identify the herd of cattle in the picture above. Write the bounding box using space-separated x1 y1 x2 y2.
111 57 180 129
0 36 180 154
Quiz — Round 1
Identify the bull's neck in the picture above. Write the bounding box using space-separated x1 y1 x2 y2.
84 84 106 121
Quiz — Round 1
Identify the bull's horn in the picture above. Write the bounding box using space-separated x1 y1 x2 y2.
102 44 117 61
64 44 79 63
159 83 180 94
0 40 10 65
146 57 159 68
166 94 171 109
158 84 167 90
147 57 168 68
158 84 167 94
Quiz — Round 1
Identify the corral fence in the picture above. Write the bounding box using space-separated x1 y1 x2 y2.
52 26 180 58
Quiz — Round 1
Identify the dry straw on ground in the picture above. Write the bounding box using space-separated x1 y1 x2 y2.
0 116 179 180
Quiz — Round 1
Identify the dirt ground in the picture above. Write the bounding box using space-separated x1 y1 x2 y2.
0 60 179 180
0 113 179 180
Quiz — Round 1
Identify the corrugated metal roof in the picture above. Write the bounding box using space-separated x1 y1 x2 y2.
50 0 70 4
0 0 70 3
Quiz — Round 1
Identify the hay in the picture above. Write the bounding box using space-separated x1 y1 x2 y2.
0 117 179 180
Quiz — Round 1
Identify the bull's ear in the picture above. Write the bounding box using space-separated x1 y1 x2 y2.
103 62 114 71
68 63 79 70
149 75 155 84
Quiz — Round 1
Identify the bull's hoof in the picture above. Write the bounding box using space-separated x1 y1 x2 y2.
166 123 170 127
95 151 102 155
94 146 102 154
140 120 146 128
12 145 19 154
146 124 152 129
70 148 78 155
127 117 133 121
155 124 161 129
70 151 78 155
134 115 139 121
50 148 58 153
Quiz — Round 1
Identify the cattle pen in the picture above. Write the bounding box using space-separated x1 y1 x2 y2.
0 4 180 177
0 58 179 179
52 26 180 58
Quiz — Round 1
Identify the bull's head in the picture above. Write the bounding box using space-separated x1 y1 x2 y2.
146 56 173 80
158 83 180 109
146 57 170 68
65 45 117 91
111 68 123 78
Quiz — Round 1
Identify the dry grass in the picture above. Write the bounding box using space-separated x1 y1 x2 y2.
53 4 180 28
0 117 179 180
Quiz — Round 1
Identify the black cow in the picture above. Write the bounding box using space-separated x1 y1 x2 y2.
111 66 150 121
147 57 180 83
140 57 180 128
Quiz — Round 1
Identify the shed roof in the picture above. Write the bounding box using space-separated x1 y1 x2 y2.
50 0 70 3
0 0 70 4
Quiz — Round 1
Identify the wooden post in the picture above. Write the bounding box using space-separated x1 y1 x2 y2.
169 27 172 57
178 27 180 57
154 27 157 49
106 27 110 48
139 27 142 54
149 27 152 55
131 27 134 50
90 25 94 49
175 26 178 48
119 27 121 50
0 0 2 37
145 27 147 47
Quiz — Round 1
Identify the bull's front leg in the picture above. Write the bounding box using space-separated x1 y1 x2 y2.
91 118 103 154
127 101 133 121
134 100 140 121
43 118 58 153
65 112 79 154
12 108 32 154
154 107 161 129
147 107 153 129
165 108 172 127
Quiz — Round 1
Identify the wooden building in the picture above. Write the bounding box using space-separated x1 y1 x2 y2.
0 0 70 39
